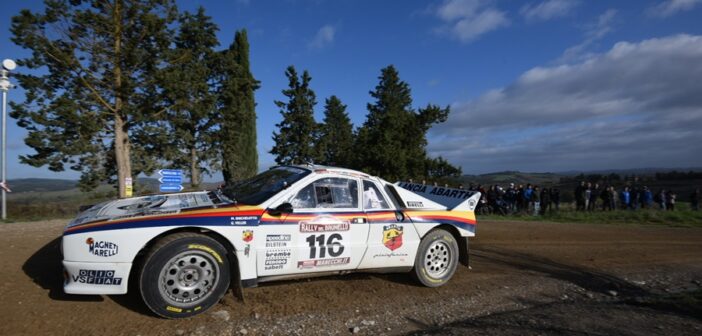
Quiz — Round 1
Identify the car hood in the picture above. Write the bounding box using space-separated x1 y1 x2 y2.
66 191 220 228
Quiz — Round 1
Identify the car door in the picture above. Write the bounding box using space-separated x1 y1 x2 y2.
358 179 419 269
258 176 369 276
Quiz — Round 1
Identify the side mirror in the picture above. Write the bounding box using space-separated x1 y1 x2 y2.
268 202 293 216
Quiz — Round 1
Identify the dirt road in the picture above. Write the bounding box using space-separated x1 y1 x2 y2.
2 220 701 335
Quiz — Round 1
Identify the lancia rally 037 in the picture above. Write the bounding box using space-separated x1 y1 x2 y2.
62 165 480 318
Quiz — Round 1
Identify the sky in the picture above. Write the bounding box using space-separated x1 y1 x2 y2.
1 0 701 181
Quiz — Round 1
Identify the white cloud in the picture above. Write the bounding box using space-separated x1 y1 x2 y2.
308 25 336 49
429 34 702 173
520 0 580 22
648 0 702 18
560 9 617 63
434 0 509 43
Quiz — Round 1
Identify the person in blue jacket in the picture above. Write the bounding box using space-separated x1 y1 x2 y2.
621 187 631 210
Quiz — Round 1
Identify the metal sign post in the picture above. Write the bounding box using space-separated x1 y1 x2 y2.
0 59 16 220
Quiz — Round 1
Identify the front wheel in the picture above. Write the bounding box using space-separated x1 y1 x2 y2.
413 229 459 287
139 233 231 318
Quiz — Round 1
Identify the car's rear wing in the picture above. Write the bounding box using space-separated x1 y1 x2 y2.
390 182 481 212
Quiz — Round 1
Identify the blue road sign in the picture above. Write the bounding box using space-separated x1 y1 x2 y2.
159 169 183 177
159 176 183 184
159 184 184 193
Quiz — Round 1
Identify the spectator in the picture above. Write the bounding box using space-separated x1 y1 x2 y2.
487 185 497 209
575 181 586 211
656 189 666 210
517 184 525 213
524 184 534 213
585 182 592 210
667 191 676 211
692 189 700 211
609 186 617 210
643 187 653 208
589 183 599 211
601 186 611 211
621 187 631 210
505 183 517 212
532 186 541 216
540 187 551 215
551 188 561 211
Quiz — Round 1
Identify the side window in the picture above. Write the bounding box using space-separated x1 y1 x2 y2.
291 178 359 209
363 180 390 210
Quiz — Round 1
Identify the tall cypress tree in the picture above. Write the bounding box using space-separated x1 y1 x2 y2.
319 96 354 167
10 0 176 196
219 30 260 183
159 7 219 188
270 66 320 165
355 65 455 181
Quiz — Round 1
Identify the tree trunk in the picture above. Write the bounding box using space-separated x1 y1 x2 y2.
190 146 200 188
115 113 132 198
113 0 132 198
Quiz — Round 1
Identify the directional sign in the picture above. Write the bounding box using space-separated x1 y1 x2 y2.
159 169 183 177
159 176 183 184
159 184 184 193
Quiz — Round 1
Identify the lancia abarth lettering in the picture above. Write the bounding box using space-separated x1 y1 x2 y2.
62 165 480 318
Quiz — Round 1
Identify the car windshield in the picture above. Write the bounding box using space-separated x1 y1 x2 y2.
221 166 311 205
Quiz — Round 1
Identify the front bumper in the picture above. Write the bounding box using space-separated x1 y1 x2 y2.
63 260 132 295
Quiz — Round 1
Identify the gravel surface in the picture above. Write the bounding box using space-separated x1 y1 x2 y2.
2 219 701 335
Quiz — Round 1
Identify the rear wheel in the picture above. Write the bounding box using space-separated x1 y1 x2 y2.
413 229 459 287
139 233 230 318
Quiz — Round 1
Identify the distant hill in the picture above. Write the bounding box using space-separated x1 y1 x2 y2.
8 178 77 193
557 167 702 176
458 171 562 187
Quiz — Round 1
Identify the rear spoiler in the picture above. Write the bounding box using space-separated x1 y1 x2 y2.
391 182 481 212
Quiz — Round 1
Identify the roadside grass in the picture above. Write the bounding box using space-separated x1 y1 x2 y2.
479 203 702 227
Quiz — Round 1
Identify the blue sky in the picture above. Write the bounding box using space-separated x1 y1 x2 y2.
1 0 702 181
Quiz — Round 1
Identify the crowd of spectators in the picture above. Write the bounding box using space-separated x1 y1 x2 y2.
453 182 701 216
571 182 698 212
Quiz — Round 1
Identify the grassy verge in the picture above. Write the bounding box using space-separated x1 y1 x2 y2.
479 204 702 227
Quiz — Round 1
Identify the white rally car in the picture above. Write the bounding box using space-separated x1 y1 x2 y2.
62 165 480 318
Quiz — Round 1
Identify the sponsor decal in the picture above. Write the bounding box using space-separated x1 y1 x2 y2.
297 257 350 269
244 244 251 257
299 216 350 233
399 182 475 199
86 237 118 257
266 234 291 248
242 229 254 242
188 244 223 264
372 252 409 259
399 182 428 193
406 201 424 208
230 215 259 226
72 269 123 285
166 306 183 313
264 249 292 271
383 224 403 251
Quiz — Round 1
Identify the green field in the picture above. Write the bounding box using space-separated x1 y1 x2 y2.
480 203 702 227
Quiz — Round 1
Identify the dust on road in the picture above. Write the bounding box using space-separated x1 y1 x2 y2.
2 220 701 335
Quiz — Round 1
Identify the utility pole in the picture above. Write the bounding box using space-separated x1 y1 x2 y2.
0 59 16 220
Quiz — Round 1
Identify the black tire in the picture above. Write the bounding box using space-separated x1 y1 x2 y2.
412 229 459 287
139 233 231 318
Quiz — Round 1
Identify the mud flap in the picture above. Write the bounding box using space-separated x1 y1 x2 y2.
458 237 470 267
230 253 245 302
